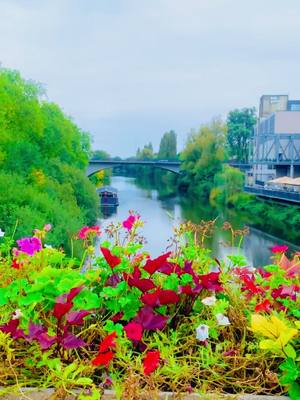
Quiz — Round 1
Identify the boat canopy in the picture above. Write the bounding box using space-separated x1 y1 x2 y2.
96 186 118 194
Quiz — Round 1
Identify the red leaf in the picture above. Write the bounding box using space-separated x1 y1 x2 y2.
66 310 90 326
61 332 87 349
101 247 121 269
124 322 143 341
92 351 114 367
99 331 117 353
134 306 169 331
199 272 223 292
143 252 172 275
157 262 182 275
158 289 179 305
0 319 25 339
53 302 73 320
255 299 272 313
125 268 156 292
141 289 160 306
143 350 160 375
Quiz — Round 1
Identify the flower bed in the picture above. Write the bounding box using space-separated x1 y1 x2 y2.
0 216 299 399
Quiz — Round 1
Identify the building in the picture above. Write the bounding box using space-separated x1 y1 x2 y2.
249 94 300 185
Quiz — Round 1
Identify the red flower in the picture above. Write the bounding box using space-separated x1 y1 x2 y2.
99 332 117 353
124 322 143 341
101 247 121 269
143 350 160 375
11 259 21 270
255 299 272 313
270 245 288 254
92 351 114 367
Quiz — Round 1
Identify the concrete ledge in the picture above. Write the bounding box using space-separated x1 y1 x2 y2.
0 388 290 399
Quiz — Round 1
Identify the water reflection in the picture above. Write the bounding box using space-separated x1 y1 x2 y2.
98 176 299 266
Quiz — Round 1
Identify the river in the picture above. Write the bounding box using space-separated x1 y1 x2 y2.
98 176 298 267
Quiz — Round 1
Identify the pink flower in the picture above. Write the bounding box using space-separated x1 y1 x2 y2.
124 322 143 341
270 245 288 254
77 225 101 240
16 237 42 256
122 214 139 231
44 224 52 232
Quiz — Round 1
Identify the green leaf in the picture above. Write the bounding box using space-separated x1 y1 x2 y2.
284 344 296 360
289 382 300 400
76 377 93 386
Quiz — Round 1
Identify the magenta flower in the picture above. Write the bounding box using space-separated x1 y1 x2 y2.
270 245 288 254
16 237 42 256
122 214 139 231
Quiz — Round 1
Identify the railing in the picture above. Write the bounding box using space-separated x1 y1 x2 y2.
245 186 300 204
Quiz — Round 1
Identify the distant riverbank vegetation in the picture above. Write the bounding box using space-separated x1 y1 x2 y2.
0 67 98 254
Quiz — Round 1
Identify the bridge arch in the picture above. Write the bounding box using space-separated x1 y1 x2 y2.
86 160 181 177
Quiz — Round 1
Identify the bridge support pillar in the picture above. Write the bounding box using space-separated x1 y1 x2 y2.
290 164 294 178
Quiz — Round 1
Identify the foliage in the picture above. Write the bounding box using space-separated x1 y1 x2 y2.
0 67 98 253
158 130 177 160
179 119 227 198
210 165 244 206
226 107 257 162
0 217 299 398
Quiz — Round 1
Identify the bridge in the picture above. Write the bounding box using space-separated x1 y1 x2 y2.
87 159 182 176
87 159 252 177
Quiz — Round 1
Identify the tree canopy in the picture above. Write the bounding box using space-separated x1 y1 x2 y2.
0 67 98 253
158 130 177 160
226 107 256 163
180 119 227 198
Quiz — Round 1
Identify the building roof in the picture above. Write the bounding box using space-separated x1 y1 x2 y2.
267 176 300 186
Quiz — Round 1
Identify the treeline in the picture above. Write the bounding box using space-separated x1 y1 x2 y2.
0 68 98 253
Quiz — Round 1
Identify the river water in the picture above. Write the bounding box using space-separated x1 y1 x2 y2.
99 176 298 267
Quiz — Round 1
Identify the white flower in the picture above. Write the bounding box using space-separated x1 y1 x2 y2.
201 295 216 306
0 228 5 238
196 324 209 342
216 313 230 326
44 244 53 249
12 309 23 320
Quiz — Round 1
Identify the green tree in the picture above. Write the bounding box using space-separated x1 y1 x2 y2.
180 119 227 198
158 130 177 160
0 67 98 253
137 142 154 160
91 149 110 160
226 108 256 163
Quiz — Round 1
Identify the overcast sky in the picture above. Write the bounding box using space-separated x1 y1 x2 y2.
1 0 300 157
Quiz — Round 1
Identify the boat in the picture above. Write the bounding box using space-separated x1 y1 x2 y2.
96 186 119 207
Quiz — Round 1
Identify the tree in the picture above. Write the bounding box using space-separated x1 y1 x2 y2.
0 67 98 254
91 149 110 160
158 130 177 160
180 119 227 198
226 108 256 163
137 142 154 160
